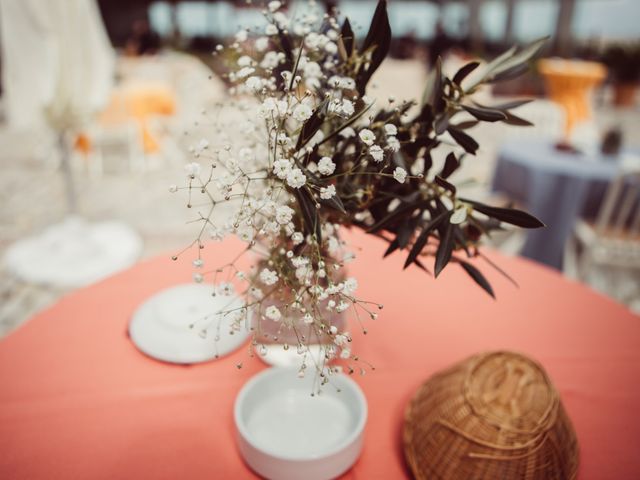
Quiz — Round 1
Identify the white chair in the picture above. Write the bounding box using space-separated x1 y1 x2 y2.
565 170 640 310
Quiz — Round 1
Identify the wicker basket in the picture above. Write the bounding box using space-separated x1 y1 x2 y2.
403 351 579 480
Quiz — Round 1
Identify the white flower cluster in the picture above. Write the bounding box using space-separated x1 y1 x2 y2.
174 1 408 381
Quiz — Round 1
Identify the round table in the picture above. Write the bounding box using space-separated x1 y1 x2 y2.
492 139 635 269
0 232 638 479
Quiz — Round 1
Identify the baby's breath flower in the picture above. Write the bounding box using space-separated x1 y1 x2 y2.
184 162 201 178
236 224 254 243
393 167 407 184
265 24 278 36
339 348 351 359
275 205 294 225
286 168 307 189
255 37 269 51
317 157 336 175
292 103 313 122
291 232 304 245
369 145 384 162
216 282 234 296
384 123 398 136
358 129 376 146
265 305 282 321
450 206 468 224
237 55 253 67
387 136 400 152
260 268 279 286
268 0 281 12
320 185 336 199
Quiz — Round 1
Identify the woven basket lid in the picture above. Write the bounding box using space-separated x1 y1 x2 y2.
403 351 579 480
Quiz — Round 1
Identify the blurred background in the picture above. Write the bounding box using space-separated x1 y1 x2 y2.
1 0 639 336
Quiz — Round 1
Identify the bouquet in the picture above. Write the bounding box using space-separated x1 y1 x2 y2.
172 0 544 382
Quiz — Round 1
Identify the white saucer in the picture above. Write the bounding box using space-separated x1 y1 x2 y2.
129 283 249 364
4 216 142 288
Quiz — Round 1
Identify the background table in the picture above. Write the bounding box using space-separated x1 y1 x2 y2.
1 231 639 479
492 139 629 269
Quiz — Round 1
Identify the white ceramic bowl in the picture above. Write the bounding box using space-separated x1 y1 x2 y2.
234 367 367 480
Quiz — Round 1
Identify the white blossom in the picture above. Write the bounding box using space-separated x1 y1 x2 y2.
265 24 278 36
272 159 292 179
450 206 468 224
369 145 384 162
268 1 281 12
292 103 313 122
260 268 279 286
286 168 307 189
320 185 336 199
291 232 304 245
275 205 294 225
245 76 262 92
303 61 322 78
237 55 253 67
184 162 201 178
236 224 254 243
384 123 398 136
265 305 282 321
393 167 407 183
317 157 336 175
255 37 269 51
358 129 376 146
339 348 351 359
387 136 400 152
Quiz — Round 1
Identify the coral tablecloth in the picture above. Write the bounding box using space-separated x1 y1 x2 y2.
1 232 639 479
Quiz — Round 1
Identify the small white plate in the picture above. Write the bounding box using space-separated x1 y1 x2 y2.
235 367 367 480
129 283 249 364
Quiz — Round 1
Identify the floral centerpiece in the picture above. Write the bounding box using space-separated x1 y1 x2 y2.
172 0 544 382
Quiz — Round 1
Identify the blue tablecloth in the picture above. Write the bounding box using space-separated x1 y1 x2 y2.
492 140 624 269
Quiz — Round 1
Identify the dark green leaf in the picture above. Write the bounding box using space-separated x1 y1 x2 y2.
461 198 545 228
319 190 347 214
383 238 399 257
453 61 480 85
440 152 459 179
294 188 322 242
403 210 449 269
434 220 455 277
462 105 507 122
448 127 479 154
356 0 391 95
295 99 328 150
341 18 355 56
435 175 456 195
488 99 534 111
277 27 294 69
434 111 451 135
450 120 479 130
479 251 519 288
367 199 422 233
502 111 534 126
487 62 531 83
458 260 495 298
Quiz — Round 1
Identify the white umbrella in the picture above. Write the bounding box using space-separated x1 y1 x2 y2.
1 0 142 288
